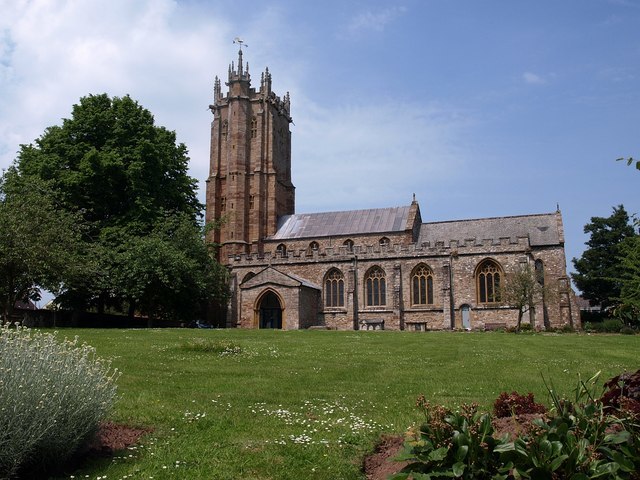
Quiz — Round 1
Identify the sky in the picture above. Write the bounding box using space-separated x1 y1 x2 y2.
0 0 639 283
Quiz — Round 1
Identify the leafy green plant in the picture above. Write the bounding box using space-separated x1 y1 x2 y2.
496 372 640 478
397 372 640 480
0 324 119 478
392 396 504 479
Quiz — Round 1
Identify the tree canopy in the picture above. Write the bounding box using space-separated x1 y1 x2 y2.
571 205 636 309
17 94 202 235
12 94 226 321
0 169 84 320
500 263 555 331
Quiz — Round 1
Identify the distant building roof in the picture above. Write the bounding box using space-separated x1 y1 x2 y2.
418 213 561 246
14 299 36 310
269 206 411 240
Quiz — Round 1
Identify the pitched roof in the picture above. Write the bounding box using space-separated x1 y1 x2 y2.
269 206 411 240
240 267 320 290
418 213 561 246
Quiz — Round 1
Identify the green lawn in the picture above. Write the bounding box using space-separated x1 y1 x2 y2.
52 329 639 480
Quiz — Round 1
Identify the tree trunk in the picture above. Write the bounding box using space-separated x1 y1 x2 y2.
516 309 524 332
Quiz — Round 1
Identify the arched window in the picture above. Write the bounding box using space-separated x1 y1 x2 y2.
251 117 257 138
324 269 345 308
379 237 390 248
476 259 502 304
221 120 228 140
343 239 354 252
307 241 319 256
276 244 287 257
365 266 386 306
411 264 434 305
535 259 544 286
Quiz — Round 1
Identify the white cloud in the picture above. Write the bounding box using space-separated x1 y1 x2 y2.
522 71 546 85
0 0 232 194
345 6 407 36
291 95 472 213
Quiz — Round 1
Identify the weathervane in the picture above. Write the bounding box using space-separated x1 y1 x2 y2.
233 37 248 51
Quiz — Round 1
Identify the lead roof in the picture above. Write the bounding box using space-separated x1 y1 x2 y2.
269 206 411 240
418 213 560 246
269 205 560 247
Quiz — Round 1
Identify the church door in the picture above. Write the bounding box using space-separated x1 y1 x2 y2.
259 291 283 329
461 305 471 329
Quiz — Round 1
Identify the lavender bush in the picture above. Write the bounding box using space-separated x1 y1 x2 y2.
0 324 119 478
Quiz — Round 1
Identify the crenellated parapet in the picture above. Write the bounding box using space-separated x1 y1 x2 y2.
228 235 534 265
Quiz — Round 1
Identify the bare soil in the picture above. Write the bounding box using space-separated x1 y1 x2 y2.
86 421 151 456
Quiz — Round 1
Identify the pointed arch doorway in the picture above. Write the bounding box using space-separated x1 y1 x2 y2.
258 291 283 329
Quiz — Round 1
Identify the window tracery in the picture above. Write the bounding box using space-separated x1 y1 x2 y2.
476 259 502 304
365 267 386 306
411 264 434 305
324 269 345 308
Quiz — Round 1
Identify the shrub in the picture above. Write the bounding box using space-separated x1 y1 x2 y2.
493 391 546 418
584 318 623 333
600 369 640 415
0 324 119 478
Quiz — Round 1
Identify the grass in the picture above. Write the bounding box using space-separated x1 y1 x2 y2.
47 329 639 480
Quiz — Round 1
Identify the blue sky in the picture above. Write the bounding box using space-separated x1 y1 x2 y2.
1 0 638 284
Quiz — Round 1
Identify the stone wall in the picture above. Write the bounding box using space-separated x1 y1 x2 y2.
229 234 580 330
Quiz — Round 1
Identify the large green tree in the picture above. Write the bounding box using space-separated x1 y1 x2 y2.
17 94 201 234
572 205 636 309
14 94 225 320
0 169 84 320
616 235 640 325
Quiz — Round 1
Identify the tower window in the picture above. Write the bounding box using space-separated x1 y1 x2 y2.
221 120 228 140
249 195 255 210
379 237 390 248
276 244 287 257
221 197 226 212
251 117 257 138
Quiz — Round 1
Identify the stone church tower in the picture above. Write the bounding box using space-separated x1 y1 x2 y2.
205 48 580 331
205 47 295 261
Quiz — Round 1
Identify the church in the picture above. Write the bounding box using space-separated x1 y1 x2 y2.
205 48 579 331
